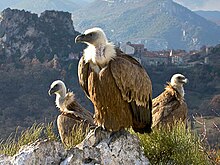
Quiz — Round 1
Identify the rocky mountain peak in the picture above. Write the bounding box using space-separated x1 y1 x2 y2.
0 8 82 63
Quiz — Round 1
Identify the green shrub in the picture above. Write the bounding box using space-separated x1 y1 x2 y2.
131 122 212 165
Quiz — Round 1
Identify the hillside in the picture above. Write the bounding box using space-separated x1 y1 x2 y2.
72 0 220 50
195 10 220 26
0 0 90 13
0 8 219 140
0 9 90 139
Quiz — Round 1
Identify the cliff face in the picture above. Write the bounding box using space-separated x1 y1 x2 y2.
0 8 82 63
0 8 87 140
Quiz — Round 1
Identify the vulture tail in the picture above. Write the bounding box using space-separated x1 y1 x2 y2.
130 95 152 134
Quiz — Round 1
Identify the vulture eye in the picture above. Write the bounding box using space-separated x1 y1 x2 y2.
178 76 184 80
54 84 58 88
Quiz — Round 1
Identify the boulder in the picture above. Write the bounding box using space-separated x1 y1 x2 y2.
0 130 150 165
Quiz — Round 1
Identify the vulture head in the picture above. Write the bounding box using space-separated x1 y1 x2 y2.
75 27 107 47
170 74 188 97
171 74 188 87
75 27 116 67
48 80 66 97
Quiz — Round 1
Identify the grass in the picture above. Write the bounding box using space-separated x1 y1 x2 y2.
1 120 218 164
63 123 90 150
0 123 45 156
0 122 87 156
131 122 213 165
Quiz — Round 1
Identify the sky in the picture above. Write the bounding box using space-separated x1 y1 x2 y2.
173 0 220 11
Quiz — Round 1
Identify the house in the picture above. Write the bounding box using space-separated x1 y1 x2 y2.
170 49 187 65
119 42 142 63
128 42 145 54
142 51 170 66
120 42 135 55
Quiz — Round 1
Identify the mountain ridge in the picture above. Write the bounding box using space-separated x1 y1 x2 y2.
195 10 220 25
72 0 220 50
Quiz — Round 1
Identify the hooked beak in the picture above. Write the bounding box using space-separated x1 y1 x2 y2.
182 78 188 84
48 87 56 96
75 34 86 43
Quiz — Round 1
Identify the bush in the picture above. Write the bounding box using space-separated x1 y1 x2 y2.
131 122 212 165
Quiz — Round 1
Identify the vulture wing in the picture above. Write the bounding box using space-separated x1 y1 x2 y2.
63 92 94 125
78 56 90 97
152 86 187 128
110 52 152 133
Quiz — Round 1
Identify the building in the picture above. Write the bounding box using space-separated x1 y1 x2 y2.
142 51 170 66
128 42 145 54
120 42 135 55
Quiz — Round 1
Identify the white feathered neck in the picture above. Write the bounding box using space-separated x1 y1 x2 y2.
170 82 185 98
84 42 116 67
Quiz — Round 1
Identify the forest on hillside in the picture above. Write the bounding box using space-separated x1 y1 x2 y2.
0 45 220 141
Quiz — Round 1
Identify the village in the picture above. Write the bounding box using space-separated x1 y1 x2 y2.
118 42 213 67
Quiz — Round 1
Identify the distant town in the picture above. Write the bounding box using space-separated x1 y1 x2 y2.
117 42 216 67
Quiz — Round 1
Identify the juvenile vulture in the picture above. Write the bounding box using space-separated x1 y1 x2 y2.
152 74 188 128
76 27 152 134
48 80 94 145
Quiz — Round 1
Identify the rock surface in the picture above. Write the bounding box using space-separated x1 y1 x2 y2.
0 130 150 165
0 140 67 165
0 8 83 63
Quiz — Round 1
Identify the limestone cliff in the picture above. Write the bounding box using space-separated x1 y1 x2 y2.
0 8 83 63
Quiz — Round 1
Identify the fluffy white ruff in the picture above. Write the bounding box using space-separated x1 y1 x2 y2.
171 83 185 97
84 42 116 67
55 92 76 114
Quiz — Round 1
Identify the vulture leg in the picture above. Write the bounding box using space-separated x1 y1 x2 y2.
106 129 128 145
93 126 109 146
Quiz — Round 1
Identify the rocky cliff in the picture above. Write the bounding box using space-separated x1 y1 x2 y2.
0 130 150 165
0 8 83 63
0 8 88 140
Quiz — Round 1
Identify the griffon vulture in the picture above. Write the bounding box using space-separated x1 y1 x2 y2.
152 74 188 128
75 27 152 134
48 80 94 145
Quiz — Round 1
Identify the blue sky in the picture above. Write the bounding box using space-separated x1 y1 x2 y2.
173 0 220 11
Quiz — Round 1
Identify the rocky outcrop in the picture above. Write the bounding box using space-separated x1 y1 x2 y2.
63 130 149 165
0 140 67 165
0 130 150 165
0 8 83 63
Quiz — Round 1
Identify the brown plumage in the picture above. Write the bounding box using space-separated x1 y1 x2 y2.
76 27 152 133
152 74 188 128
48 80 94 145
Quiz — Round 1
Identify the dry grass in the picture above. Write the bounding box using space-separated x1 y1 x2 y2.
63 123 90 150
0 122 88 156
0 123 45 156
